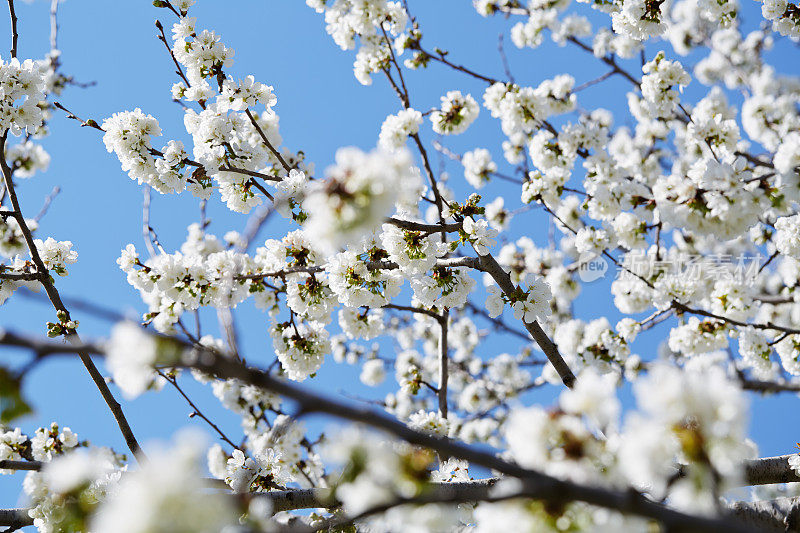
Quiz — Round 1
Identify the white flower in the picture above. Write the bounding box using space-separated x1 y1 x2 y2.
0 56 47 136
273 168 307 218
175 0 195 12
575 227 610 257
379 108 423 150
462 148 496 189
559 369 620 430
5 141 50 178
327 248 403 308
485 196 511 231
309 0 407 82
303 147 421 254
360 359 386 386
483 77 574 138
381 223 446 276
42 449 117 495
34 237 78 275
612 212 646 250
103 109 188 194
788 454 800 477
616 318 641 342
463 218 498 255
407 410 449 436
0 428 26 473
339 307 384 339
116 244 139 271
485 284 504 318
30 423 80 462
225 449 258 493
430 91 479 135
171 23 234 87
667 318 728 356
764 0 800 39
411 267 476 309
271 321 330 381
285 273 337 324
775 214 800 257
640 51 690 118
511 273 552 323
91 432 236 533
217 76 275 112
620 364 749 511
510 10 558 49
106 322 181 399
775 335 800 376
207 444 228 480
738 327 775 379
611 0 667 40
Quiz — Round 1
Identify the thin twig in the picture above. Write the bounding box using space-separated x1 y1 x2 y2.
17 288 129 323
34 186 60 223
49 0 58 52
567 37 641 87
157 370 239 450
497 33 515 84
154 19 196 97
573 70 616 92
383 303 441 321
6 0 17 59
244 109 291 173
238 205 274 253
438 310 449 418
142 186 157 258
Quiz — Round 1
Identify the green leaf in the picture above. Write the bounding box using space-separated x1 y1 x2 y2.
0 368 32 424
152 1 170 7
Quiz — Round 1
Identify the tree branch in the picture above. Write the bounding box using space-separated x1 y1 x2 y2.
182 347 750 531
0 134 147 465
0 459 42 471
156 370 239 450
730 497 800 532
0 330 777 531
6 0 17 59
235 256 480 282
0 508 31 529
0 328 104 356
385 217 461 233
476 252 576 388
744 455 800 486
244 108 291 173
438 310 449 418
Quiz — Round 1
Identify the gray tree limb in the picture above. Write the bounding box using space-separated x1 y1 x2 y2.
0 508 32 529
183 347 752 531
0 331 781 531
730 497 800 532
745 455 800 486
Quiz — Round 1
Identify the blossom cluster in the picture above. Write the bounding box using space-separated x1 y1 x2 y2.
4 0 800 531
0 56 48 136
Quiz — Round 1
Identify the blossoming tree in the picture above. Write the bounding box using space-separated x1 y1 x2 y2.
0 0 800 530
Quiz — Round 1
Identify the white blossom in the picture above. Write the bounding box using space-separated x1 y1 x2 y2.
431 91 479 135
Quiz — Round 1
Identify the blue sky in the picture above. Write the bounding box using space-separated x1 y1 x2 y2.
0 0 798 507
